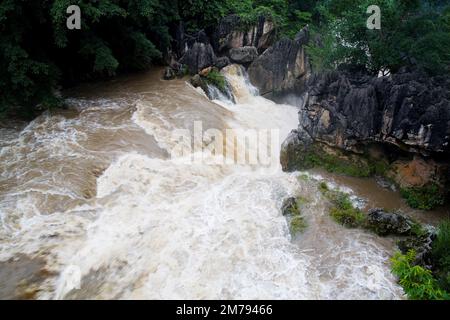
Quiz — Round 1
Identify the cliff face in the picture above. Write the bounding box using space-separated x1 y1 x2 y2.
297 69 450 155
247 27 310 97
280 68 450 196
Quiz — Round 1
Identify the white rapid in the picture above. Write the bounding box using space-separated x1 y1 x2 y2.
0 65 404 299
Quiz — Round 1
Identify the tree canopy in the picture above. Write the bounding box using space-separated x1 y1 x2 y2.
307 0 450 75
1 0 449 118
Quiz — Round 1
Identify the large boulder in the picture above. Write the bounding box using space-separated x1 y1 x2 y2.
280 130 313 172
367 209 414 236
248 26 311 97
179 42 217 74
229 46 258 64
215 56 230 69
163 67 176 80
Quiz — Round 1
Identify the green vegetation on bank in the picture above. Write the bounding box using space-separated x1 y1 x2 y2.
290 214 307 234
432 221 450 292
391 250 449 300
391 221 450 300
301 145 389 178
204 69 227 92
329 193 366 228
319 182 366 228
400 184 446 211
319 179 450 300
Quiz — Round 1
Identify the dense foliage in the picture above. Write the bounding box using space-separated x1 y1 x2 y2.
400 184 446 210
392 221 450 300
307 0 450 75
1 0 178 118
391 250 449 300
1 0 449 118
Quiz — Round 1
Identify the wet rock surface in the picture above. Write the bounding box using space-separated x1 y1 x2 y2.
229 46 258 64
179 42 217 74
296 69 450 155
248 27 310 97
215 56 230 69
163 67 176 80
367 208 414 236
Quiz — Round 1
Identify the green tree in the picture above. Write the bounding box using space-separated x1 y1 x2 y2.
0 0 178 118
307 0 450 75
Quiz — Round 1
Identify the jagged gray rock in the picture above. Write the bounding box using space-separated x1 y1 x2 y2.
280 130 313 172
248 26 310 97
398 225 437 268
229 46 258 64
179 42 217 74
296 69 450 155
367 208 414 236
215 56 230 69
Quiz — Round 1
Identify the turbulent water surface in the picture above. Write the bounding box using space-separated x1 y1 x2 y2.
0 65 406 299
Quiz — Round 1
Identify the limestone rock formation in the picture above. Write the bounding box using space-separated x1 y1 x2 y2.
248 26 310 97
212 15 276 54
179 42 217 74
280 67 450 192
229 46 258 64
367 209 414 236
297 69 450 155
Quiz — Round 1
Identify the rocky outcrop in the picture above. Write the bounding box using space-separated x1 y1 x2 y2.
229 46 258 64
173 15 276 77
281 67 450 191
367 209 414 236
215 56 230 69
297 68 450 155
189 70 235 103
280 129 313 172
398 225 437 268
212 15 276 55
179 42 217 74
248 27 310 97
175 25 211 58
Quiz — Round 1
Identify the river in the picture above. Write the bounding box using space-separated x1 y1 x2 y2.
0 64 419 299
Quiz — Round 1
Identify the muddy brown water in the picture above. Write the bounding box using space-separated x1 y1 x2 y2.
0 65 445 299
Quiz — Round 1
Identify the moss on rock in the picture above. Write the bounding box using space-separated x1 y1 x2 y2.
281 197 308 236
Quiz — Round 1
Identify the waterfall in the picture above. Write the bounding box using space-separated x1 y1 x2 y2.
0 66 403 300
